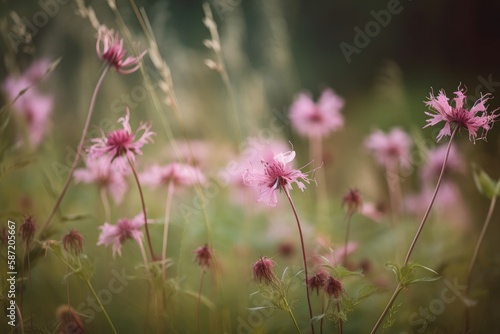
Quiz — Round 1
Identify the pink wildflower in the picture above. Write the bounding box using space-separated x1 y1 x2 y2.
74 156 129 204
289 88 344 138
141 163 205 188
365 127 412 167
97 214 145 257
307 270 328 295
252 257 277 285
421 144 465 181
193 244 213 270
89 109 155 165
96 26 146 74
324 276 345 298
424 86 497 142
242 150 311 206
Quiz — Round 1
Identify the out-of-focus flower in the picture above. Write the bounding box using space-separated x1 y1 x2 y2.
289 88 344 138
97 214 144 257
96 26 146 74
323 242 359 267
424 86 497 142
420 144 465 181
252 257 277 285
3 59 53 147
193 244 212 270
89 109 155 165
243 150 311 206
141 163 205 188
324 276 344 298
168 140 211 167
342 188 363 216
62 229 84 255
19 215 36 245
55 305 84 334
307 270 328 295
74 156 129 204
365 127 412 167
360 201 386 222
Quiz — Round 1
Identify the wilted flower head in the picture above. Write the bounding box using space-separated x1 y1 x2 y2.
55 305 84 334
307 270 328 295
97 214 144 257
141 163 205 188
74 155 129 204
193 244 212 270
89 109 155 165
342 188 363 215
252 257 277 285
96 26 146 74
365 127 412 167
243 150 311 206
324 276 344 298
421 144 465 181
289 88 344 138
63 229 84 255
19 215 36 245
424 86 498 142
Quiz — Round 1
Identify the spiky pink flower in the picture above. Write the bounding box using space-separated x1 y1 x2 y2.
89 109 155 165
252 257 277 285
96 26 146 74
289 88 345 138
97 214 145 257
342 188 363 216
141 163 205 188
365 127 412 167
424 86 497 142
74 156 129 204
307 270 328 295
421 144 464 181
324 276 345 298
242 150 311 206
193 244 212 270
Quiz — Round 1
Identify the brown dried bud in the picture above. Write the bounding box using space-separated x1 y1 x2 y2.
19 215 36 245
252 257 277 285
193 244 212 270
63 229 84 255
307 270 328 296
342 188 363 215
324 276 344 298
56 305 84 334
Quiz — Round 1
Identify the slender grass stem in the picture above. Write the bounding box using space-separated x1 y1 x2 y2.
284 187 315 334
27 247 32 331
40 66 110 235
197 270 206 334
385 159 401 225
370 128 457 334
464 195 497 332
127 156 155 261
343 213 353 265
84 279 117 334
162 181 175 279
288 308 302 334
337 302 343 334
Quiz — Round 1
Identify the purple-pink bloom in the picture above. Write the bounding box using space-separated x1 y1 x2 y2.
421 144 465 181
74 156 129 204
365 127 412 167
424 86 498 142
89 109 155 165
96 26 146 74
242 150 311 206
289 88 344 138
140 163 206 188
97 214 144 257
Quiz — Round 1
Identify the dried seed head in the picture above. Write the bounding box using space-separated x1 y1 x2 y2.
324 276 344 298
63 229 85 255
56 304 84 334
307 270 328 296
19 215 36 245
252 257 277 285
342 188 363 216
193 244 212 270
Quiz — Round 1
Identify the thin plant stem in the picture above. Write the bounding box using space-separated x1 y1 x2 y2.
403 127 456 266
100 187 111 223
337 302 343 334
84 279 117 334
310 136 327 201
27 247 32 331
385 159 402 225
197 270 206 334
127 156 155 261
464 195 497 333
371 128 457 334
288 308 302 334
15 303 24 334
41 66 110 235
284 187 315 334
343 213 352 265
162 181 175 280
138 239 149 270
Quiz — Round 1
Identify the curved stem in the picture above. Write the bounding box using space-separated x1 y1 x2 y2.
40 66 110 235
197 270 206 334
403 128 457 266
84 279 117 334
162 181 175 279
343 213 352 265
464 195 497 332
370 284 402 334
100 187 111 223
284 187 315 334
127 156 155 261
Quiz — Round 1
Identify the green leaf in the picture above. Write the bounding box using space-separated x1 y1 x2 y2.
472 164 498 199
386 262 440 287
310 314 325 324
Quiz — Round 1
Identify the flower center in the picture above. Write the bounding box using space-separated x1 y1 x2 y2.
309 111 323 123
103 45 125 68
107 129 134 157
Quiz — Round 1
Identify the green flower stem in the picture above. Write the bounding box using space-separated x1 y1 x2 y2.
84 279 117 334
284 187 315 334
161 181 175 279
40 66 110 235
288 308 302 334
